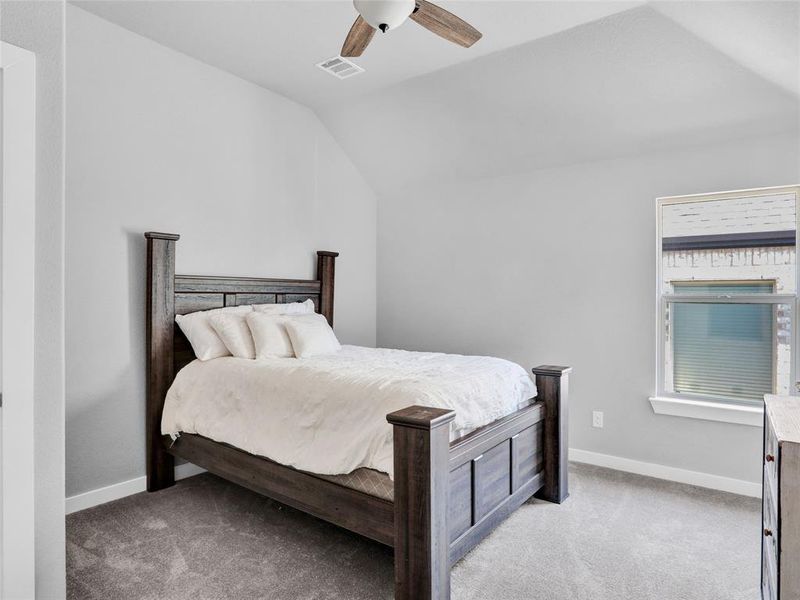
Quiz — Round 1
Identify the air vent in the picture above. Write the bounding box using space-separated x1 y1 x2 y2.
316 56 365 80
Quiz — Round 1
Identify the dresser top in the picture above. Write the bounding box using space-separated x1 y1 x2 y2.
765 395 800 444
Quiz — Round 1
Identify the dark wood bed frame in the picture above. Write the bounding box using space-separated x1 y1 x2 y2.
145 231 570 600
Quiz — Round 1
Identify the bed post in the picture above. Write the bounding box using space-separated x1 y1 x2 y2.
316 251 339 326
532 365 571 504
387 406 455 600
145 232 180 492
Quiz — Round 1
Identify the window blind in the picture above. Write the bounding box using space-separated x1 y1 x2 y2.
671 282 774 401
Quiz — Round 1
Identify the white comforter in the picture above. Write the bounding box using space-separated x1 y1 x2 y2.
162 345 536 479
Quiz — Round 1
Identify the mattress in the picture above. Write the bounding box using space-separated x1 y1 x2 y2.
318 468 394 502
162 345 536 481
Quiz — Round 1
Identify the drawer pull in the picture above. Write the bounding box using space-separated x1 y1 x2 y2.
764 528 774 537
766 454 775 463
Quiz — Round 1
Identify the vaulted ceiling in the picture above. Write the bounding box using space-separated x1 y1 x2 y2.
72 1 800 195
319 2 800 194
71 0 644 111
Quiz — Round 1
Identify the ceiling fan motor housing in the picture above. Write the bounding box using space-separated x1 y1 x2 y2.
353 0 415 32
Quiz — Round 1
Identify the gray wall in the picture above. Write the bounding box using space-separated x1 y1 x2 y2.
65 6 377 497
377 133 800 485
1 0 66 597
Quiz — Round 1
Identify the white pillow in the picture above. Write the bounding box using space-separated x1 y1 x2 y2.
283 313 341 359
208 311 257 359
175 305 252 361
245 312 294 359
253 298 315 316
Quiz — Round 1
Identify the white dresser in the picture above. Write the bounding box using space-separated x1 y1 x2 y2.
763 395 800 600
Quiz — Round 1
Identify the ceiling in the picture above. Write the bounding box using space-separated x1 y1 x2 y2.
71 0 643 111
71 1 799 196
653 1 800 97
318 2 799 194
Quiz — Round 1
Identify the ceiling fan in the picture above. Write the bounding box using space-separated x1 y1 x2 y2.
341 0 482 58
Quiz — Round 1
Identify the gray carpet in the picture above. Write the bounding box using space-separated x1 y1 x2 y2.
67 463 761 600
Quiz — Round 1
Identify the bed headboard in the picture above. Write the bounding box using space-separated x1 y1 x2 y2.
144 231 338 489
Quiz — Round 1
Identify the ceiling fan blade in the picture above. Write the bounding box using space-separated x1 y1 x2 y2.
410 0 482 48
341 16 376 57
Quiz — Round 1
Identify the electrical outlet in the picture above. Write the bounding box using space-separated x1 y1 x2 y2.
592 411 604 428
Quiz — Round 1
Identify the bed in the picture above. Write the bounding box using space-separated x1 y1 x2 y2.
145 232 571 600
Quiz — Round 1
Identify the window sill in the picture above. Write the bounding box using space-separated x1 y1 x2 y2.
648 396 763 427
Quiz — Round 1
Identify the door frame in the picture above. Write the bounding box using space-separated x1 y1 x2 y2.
1 41 37 599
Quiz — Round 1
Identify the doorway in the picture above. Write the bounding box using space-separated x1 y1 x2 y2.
0 40 36 599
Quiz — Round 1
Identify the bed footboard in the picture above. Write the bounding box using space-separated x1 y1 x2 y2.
387 365 570 600
388 406 455 600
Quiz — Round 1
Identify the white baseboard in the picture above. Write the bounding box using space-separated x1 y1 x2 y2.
569 448 762 498
65 463 206 515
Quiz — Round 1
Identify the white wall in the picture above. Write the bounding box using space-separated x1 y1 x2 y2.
1 1 66 597
377 133 800 485
65 6 377 497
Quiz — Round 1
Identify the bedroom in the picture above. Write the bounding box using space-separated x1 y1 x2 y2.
0 0 798 598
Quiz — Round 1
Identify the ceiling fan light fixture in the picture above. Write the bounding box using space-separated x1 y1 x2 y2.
353 0 415 32
341 0 482 58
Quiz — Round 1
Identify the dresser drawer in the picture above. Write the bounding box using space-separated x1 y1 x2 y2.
764 461 779 524
763 484 779 576
765 417 779 495
763 534 778 600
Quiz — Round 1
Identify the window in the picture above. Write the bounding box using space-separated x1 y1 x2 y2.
657 186 800 406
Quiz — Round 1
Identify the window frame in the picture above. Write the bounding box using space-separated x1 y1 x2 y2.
655 185 800 407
